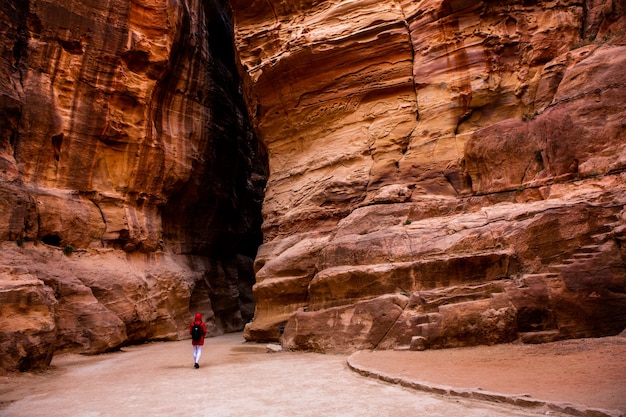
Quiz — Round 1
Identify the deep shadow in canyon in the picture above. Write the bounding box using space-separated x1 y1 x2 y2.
160 0 268 329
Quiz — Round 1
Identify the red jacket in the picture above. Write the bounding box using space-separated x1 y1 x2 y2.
189 313 207 346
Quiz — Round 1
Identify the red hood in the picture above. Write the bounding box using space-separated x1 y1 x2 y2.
194 313 202 322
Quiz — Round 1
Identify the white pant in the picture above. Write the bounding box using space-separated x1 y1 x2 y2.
193 345 203 364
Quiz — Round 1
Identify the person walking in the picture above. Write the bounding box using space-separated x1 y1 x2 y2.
189 312 207 369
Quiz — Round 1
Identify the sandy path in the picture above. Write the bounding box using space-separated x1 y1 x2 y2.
0 333 559 417
350 336 626 413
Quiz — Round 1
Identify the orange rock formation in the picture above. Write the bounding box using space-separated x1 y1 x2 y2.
230 0 626 351
0 0 265 371
1 0 625 372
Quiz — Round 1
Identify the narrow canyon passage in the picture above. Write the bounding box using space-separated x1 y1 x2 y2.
2 0 626 378
0 333 556 417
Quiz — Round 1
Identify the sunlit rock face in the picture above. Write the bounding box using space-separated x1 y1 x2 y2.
0 0 266 371
231 0 626 350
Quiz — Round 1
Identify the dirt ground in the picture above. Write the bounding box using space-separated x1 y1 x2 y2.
0 333 625 417
350 335 626 416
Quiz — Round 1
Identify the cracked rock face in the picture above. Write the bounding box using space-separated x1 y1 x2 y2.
231 0 626 350
0 0 265 371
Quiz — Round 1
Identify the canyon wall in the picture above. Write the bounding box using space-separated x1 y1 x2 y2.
231 0 626 351
0 0 266 372
2 0 625 372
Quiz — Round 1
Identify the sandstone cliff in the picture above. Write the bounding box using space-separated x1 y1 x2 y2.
0 0 266 372
231 0 626 351
2 0 626 372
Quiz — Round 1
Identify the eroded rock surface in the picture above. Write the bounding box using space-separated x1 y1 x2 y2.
2 0 625 371
231 0 626 351
0 0 266 371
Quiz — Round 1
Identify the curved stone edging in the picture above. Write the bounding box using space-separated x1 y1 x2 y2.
346 351 624 417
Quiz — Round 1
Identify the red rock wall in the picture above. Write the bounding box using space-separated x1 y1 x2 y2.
0 0 266 371
2 0 625 371
230 0 626 351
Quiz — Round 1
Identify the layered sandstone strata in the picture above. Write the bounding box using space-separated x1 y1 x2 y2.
231 0 626 350
0 0 265 371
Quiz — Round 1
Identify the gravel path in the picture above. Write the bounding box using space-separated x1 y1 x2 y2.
0 333 569 417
